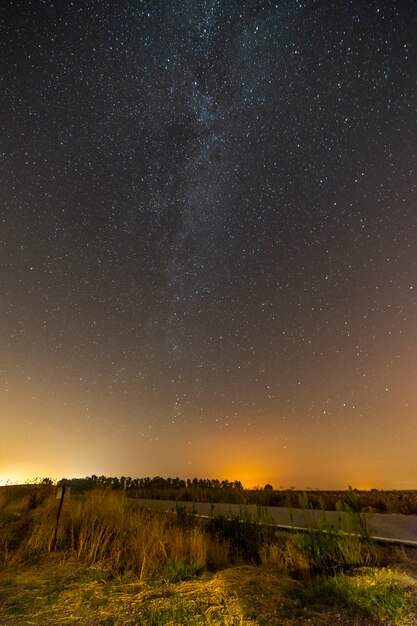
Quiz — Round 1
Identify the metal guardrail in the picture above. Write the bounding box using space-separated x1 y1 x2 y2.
139 500 417 548
189 513 417 547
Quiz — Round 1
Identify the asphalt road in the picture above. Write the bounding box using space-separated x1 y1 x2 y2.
138 498 417 545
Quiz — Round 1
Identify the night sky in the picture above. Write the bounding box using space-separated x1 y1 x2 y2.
1 0 416 489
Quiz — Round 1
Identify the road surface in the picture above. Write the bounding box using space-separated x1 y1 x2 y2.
137 498 417 545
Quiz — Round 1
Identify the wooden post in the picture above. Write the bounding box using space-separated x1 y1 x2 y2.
53 486 66 550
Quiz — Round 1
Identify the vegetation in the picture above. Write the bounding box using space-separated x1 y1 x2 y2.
49 474 417 514
298 568 417 625
0 484 416 625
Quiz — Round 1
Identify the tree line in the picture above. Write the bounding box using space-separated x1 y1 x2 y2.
57 475 244 492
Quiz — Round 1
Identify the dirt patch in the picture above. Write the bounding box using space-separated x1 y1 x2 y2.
0 558 415 625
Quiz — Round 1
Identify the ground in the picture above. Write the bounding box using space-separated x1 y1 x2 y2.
1 551 416 626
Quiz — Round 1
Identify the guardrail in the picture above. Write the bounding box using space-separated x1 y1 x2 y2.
137 498 417 547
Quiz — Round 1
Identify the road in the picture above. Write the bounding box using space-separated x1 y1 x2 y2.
138 498 417 545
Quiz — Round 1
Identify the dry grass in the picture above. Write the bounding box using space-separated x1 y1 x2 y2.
1 487 417 625
260 529 379 577
0 558 344 625
3 557 412 625
0 489 229 579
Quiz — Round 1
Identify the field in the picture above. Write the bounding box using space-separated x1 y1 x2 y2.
0 484 416 625
55 476 417 515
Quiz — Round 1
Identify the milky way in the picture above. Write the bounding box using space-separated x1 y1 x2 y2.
1 0 416 487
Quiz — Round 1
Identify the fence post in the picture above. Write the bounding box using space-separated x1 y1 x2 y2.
53 486 66 550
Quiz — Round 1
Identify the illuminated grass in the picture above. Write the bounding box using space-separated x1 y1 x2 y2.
0 562 293 625
298 567 417 625
0 490 229 578
1 487 417 624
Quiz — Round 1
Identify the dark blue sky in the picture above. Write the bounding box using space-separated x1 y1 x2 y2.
1 0 416 487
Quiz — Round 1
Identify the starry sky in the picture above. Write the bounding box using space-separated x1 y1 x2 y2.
1 0 416 489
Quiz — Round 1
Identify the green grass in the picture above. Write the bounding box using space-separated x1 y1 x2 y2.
159 557 204 583
297 567 417 625
135 606 205 625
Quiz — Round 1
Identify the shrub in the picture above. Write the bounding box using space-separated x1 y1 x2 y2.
207 514 274 564
261 529 379 576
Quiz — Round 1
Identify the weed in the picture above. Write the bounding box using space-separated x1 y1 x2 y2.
136 606 201 625
207 514 273 564
159 558 203 583
261 528 379 577
297 567 417 625
175 504 196 529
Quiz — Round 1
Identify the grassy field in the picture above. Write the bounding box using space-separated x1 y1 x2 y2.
54 476 417 514
0 485 416 625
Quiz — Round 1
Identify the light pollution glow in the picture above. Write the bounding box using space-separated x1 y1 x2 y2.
1 1 417 491
1 380 416 489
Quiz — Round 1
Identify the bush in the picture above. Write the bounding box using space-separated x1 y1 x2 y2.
207 514 274 564
261 529 379 576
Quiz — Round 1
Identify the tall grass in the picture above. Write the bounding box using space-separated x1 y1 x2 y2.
0 489 229 580
0 486 386 580
1 486 415 626
207 513 275 564
259 489 378 578
260 529 379 577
